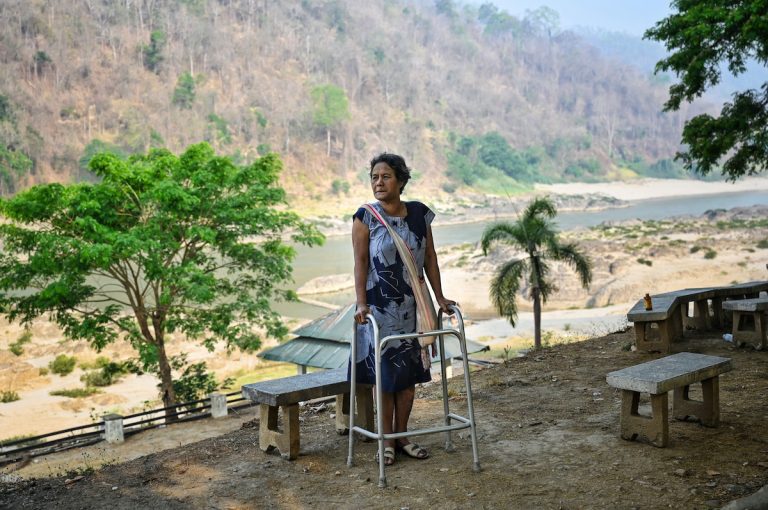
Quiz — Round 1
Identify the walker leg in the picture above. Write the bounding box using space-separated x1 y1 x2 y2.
459 321 481 472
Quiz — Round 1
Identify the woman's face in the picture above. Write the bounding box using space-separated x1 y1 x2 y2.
370 162 401 202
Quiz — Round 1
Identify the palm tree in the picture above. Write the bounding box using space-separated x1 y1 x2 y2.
481 196 592 350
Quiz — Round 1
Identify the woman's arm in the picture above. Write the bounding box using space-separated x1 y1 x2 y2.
423 225 456 314
352 217 371 324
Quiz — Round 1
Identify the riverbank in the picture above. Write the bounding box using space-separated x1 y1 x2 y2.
535 176 768 201
308 176 768 238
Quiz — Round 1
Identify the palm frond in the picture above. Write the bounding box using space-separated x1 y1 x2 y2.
522 196 557 224
480 222 525 254
546 240 593 289
489 258 527 327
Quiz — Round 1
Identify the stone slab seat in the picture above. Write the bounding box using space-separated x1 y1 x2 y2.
606 352 732 447
241 367 373 460
722 297 768 349
627 281 768 353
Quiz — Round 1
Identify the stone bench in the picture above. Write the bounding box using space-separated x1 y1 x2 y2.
606 352 732 447
241 368 373 460
627 281 768 352
722 297 768 349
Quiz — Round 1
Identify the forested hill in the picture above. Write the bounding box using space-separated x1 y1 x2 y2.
0 0 710 200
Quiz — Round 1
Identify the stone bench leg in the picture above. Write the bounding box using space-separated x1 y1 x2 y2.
259 403 299 460
711 297 724 329
673 376 719 427
732 311 767 349
335 385 374 437
620 389 669 447
634 320 672 353
691 299 711 330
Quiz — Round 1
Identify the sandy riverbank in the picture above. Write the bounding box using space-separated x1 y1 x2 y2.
535 176 768 201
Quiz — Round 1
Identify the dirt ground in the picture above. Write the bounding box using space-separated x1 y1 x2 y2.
2 328 768 510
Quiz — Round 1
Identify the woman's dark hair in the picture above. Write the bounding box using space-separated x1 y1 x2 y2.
370 153 411 194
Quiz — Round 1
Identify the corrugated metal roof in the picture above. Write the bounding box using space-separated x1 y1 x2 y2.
259 303 490 369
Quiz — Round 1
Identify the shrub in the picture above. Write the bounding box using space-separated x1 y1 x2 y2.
331 179 350 195
8 329 32 356
637 258 653 266
690 245 702 253
0 390 20 403
172 362 233 410
80 361 129 387
757 239 768 249
49 354 77 376
38 367 49 376
704 249 717 259
49 387 100 398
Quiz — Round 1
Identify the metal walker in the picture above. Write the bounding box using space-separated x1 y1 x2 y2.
347 305 480 488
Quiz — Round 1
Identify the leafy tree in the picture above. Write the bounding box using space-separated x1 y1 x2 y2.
478 132 533 181
310 84 349 157
142 30 166 74
79 139 126 173
645 1 768 180
173 72 196 109
0 143 323 419
481 197 592 349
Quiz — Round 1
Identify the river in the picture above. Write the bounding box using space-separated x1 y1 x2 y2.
277 189 768 320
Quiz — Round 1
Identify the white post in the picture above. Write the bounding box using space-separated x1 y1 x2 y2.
209 393 228 419
103 413 124 444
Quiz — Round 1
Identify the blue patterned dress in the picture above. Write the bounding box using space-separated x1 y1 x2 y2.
349 201 435 392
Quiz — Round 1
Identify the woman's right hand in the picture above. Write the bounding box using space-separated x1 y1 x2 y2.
354 304 371 324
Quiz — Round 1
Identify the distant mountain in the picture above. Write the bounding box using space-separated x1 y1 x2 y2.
574 26 768 103
0 0 715 199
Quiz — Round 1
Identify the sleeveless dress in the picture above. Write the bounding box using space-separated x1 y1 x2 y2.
349 201 435 393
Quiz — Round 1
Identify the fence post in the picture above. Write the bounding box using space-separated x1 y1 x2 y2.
103 413 124 444
210 393 228 418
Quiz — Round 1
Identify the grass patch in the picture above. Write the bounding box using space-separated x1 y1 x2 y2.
229 362 312 388
50 387 101 398
8 329 32 356
1 390 20 403
0 434 40 447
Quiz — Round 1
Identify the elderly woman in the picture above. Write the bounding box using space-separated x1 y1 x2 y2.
351 152 455 466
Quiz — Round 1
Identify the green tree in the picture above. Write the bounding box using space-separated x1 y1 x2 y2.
310 84 350 157
173 73 196 109
0 143 323 419
645 1 768 180
142 30 166 74
481 197 592 349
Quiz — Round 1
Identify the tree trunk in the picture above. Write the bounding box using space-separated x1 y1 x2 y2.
155 336 178 422
533 287 542 350
326 127 331 157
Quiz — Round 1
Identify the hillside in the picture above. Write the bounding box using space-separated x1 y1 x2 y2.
0 0 710 201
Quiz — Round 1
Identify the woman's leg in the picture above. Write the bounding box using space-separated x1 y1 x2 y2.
378 390 396 465
394 385 416 441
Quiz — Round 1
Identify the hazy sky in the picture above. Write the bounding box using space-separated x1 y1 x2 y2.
487 0 673 36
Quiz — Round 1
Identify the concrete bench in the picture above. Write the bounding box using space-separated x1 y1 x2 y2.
722 297 768 349
627 281 768 352
606 352 732 447
241 368 373 460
